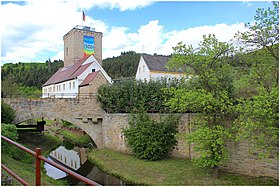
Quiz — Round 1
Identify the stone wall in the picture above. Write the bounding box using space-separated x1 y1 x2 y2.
79 72 108 94
3 97 105 148
63 28 103 67
3 98 278 180
102 113 279 180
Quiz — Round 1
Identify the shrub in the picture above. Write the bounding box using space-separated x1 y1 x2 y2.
97 78 184 113
1 124 33 163
1 100 16 124
123 113 179 161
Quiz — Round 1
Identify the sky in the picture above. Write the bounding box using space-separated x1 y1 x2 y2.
0 0 273 64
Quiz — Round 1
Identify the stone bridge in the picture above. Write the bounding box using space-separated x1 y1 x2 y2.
3 97 106 148
2 97 278 179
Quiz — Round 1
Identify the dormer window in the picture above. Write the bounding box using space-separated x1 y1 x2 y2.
92 69 95 72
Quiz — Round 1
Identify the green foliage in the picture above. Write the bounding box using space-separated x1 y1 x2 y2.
98 78 183 113
188 124 231 168
232 2 279 159
166 34 235 170
123 113 179 161
103 51 141 79
1 124 33 164
60 130 92 146
234 2 278 97
233 87 279 158
1 60 63 97
61 119 76 128
1 100 16 124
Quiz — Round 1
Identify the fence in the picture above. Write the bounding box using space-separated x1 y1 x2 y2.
1 135 100 186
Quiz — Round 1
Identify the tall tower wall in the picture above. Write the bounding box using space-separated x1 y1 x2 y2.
63 25 102 67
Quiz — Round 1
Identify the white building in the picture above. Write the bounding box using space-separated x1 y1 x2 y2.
42 55 112 98
42 25 112 98
135 54 186 82
49 146 82 171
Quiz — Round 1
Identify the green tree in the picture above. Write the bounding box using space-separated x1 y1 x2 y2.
165 34 235 178
123 113 179 161
1 74 20 97
1 100 16 124
233 2 279 159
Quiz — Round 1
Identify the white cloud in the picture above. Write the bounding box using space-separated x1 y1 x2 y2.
1 0 248 64
0 0 153 63
102 21 248 59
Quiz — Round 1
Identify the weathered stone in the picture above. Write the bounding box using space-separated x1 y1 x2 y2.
3 98 278 180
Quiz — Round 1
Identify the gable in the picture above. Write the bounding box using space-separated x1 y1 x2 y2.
43 55 112 87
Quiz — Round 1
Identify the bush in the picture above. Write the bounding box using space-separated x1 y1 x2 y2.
123 113 179 161
1 100 16 124
1 124 33 163
97 78 184 113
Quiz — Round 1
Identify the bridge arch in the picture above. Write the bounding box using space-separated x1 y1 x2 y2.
3 97 105 148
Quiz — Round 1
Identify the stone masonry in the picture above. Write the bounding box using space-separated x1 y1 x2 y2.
63 27 103 67
3 98 278 180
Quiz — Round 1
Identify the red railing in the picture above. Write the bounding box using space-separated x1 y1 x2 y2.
1 135 101 186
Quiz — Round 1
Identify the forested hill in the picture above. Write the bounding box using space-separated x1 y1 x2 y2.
102 51 141 79
1 51 141 96
1 60 64 88
1 60 64 97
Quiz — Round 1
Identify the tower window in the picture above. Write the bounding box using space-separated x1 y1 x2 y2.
66 47 68 56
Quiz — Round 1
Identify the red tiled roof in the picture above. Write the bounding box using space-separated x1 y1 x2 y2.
43 56 92 86
79 70 100 87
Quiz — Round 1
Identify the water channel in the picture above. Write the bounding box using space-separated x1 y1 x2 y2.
44 143 132 186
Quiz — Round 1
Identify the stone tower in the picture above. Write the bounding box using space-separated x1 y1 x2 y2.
63 25 103 67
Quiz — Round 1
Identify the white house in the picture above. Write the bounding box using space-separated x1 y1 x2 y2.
49 146 82 171
135 54 187 82
42 55 112 98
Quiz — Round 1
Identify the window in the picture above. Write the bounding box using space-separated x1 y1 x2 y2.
74 161 77 169
53 86 55 92
63 84 65 91
66 47 68 56
73 81 75 89
92 69 95 72
59 85 61 91
143 65 145 72
139 67 141 73
69 82 71 89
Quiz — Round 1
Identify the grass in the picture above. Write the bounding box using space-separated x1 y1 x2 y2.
88 149 279 186
60 130 92 145
1 133 67 186
19 133 61 156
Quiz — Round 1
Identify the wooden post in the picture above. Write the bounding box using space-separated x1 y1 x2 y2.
35 148 41 186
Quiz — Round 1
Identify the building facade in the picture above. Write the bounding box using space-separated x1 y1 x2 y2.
135 54 187 82
64 25 103 67
42 25 111 98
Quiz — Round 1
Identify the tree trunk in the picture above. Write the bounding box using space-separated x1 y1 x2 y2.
213 165 219 179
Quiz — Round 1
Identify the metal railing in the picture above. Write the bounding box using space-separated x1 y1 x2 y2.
1 135 101 186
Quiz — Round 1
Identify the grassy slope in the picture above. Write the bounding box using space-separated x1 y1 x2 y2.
88 149 278 186
1 133 67 186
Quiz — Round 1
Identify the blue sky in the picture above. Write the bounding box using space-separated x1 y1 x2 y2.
1 0 273 64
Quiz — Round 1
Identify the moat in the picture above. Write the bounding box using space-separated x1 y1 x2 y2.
44 143 131 186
